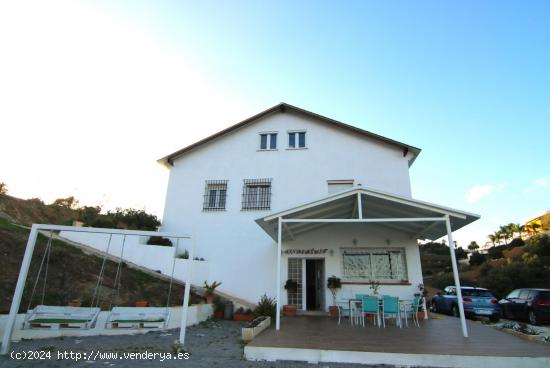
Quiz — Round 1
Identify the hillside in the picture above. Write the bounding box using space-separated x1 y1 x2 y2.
0 194 202 313
0 194 79 226
420 237 550 299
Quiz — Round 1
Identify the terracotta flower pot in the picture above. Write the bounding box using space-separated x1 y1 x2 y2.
214 311 224 319
68 300 81 307
206 294 215 303
417 310 428 320
135 301 149 307
282 304 297 316
329 306 339 317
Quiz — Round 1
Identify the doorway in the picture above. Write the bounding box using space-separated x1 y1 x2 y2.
305 259 325 311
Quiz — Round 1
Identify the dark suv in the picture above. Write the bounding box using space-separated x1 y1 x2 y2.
498 288 550 325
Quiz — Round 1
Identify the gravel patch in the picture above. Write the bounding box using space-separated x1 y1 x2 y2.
0 319 418 367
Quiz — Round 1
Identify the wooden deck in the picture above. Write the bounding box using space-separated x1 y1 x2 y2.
245 314 550 367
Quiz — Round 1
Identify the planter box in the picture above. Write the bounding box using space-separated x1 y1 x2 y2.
242 316 271 342
282 305 297 316
234 314 256 321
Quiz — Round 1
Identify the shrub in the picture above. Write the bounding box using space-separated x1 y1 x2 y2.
254 294 276 319
430 273 473 291
147 236 172 246
0 182 7 195
177 250 189 259
77 206 101 226
469 252 487 266
51 196 79 209
509 238 525 248
487 246 504 259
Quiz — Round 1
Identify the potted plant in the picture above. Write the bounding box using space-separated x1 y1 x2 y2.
204 280 222 303
213 297 225 318
415 283 428 320
369 280 381 296
135 300 149 307
283 279 298 316
326 276 342 317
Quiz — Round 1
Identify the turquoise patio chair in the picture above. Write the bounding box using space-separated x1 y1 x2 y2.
402 295 422 328
361 295 380 327
381 295 400 328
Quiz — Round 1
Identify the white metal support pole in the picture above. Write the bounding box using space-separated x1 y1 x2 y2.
179 236 195 345
1 225 39 355
445 216 468 338
276 217 282 330
357 193 363 219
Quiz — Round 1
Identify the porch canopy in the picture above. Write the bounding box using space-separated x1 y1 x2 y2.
255 186 480 338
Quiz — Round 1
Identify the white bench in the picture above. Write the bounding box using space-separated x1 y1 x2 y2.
23 305 100 329
105 307 170 329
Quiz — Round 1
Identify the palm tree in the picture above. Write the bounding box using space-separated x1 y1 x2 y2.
499 225 511 246
488 234 497 247
508 223 519 239
517 224 525 239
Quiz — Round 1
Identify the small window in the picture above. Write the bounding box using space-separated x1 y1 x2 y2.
203 180 228 211
242 178 272 210
327 180 354 194
288 131 306 149
519 289 531 300
260 133 277 150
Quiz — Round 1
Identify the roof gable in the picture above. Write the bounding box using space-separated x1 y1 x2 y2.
158 102 421 167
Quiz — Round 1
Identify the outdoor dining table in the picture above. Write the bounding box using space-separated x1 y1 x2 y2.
337 297 414 327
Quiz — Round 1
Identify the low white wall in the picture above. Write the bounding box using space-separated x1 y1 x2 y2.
0 304 213 341
58 231 209 285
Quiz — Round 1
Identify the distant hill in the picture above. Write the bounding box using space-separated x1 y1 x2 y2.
0 194 79 226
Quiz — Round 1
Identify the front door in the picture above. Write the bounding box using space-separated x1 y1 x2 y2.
306 259 325 311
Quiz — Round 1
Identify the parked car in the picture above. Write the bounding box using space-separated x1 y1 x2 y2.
498 288 550 325
431 286 501 322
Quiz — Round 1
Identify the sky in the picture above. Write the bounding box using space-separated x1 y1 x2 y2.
0 0 548 247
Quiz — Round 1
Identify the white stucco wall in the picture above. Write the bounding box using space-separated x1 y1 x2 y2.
279 224 424 309
160 111 420 306
58 232 209 285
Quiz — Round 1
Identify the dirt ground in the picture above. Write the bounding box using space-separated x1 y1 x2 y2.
0 319 427 367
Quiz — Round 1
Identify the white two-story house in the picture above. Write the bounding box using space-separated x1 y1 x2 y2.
158 103 479 323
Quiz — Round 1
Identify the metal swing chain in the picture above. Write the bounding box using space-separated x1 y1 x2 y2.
91 234 113 309
108 235 126 310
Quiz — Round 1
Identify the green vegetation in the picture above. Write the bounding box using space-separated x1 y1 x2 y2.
254 294 276 319
0 182 7 195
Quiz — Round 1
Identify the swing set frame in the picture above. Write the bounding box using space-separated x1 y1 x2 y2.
0 224 193 355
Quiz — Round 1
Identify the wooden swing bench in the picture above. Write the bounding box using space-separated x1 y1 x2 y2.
23 305 101 330
105 307 170 329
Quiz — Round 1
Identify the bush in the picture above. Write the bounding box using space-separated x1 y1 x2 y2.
487 246 504 259
430 273 474 291
469 252 487 266
77 206 101 226
147 236 172 246
509 238 525 248
254 294 276 319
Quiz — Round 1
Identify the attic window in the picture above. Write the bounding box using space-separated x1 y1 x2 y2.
260 133 277 150
288 131 306 149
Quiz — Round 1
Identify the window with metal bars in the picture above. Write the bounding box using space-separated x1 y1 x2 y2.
241 178 272 210
203 180 228 211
